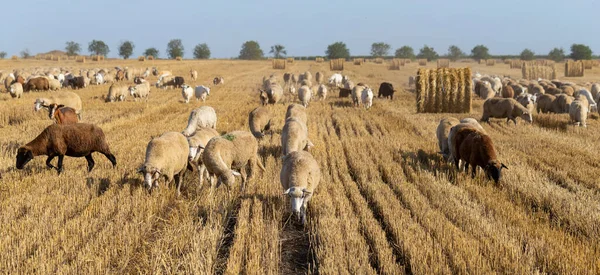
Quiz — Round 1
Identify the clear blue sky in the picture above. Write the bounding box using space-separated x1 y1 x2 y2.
2 0 598 58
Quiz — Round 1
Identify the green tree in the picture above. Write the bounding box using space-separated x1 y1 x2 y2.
371 42 391 57
88 40 110 56
0 52 6 59
520 49 535 61
65 41 81 56
20 48 30 59
447 45 464 61
269 44 287 58
144 48 159 58
548 47 565 62
167 39 184 59
193 43 211 59
118 41 135 59
417 45 439 61
471 45 490 61
394 46 415 59
570 44 593 60
239 41 264 60
326 41 350 59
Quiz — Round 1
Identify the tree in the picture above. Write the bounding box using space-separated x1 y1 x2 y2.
167 39 184 59
88 40 110 56
144 48 159 58
417 45 439 61
371 42 391 57
520 49 535 61
239 41 264 60
395 46 415 59
326 42 350 59
193 43 211 59
118 41 135 59
447 45 464 61
548 48 565 62
20 49 30 59
0 52 6 59
570 44 593 60
471 45 490 61
65 41 81 56
269 44 287 58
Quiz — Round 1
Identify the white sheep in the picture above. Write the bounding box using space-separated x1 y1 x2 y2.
298 85 312 107
574 89 597 113
106 83 128 102
187 127 220 188
9 82 23 99
182 84 194 103
436 117 460 159
286 104 307 125
190 70 198 81
195 85 210 102
48 78 61 91
361 87 374 109
317 84 327 101
328 73 343 87
137 132 193 195
182 106 217 136
569 99 588 127
34 92 83 118
281 150 321 224
281 117 313 156
351 84 367 107
129 81 150 101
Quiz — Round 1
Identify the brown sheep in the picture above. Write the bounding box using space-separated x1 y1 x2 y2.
454 127 507 184
551 94 574 113
561 86 574 96
115 70 125 82
339 88 352 98
248 106 272 139
48 104 78 125
501 85 514 98
481 98 532 124
24 77 50 92
536 94 556 113
15 123 117 174
545 87 562 95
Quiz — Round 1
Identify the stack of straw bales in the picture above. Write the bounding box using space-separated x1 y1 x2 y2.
486 59 495 66
330 58 344 71
521 63 557 80
418 59 427 66
286 57 294 63
565 61 584 77
510 60 523 69
416 67 472 113
437 59 450 68
138 56 145 61
272 59 286 69
315 57 324 63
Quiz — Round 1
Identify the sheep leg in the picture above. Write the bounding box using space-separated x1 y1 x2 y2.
46 155 57 170
85 155 95 172
464 162 469 173
175 171 184 196
101 152 117 168
56 155 64 175
198 165 205 189
471 166 477 179
239 167 248 192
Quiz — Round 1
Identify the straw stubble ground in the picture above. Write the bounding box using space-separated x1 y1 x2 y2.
0 59 599 274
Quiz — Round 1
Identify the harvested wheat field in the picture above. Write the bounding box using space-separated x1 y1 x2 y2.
0 59 599 274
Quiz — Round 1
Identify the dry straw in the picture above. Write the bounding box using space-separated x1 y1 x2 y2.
565 61 584 77
272 59 286 69
330 58 344 71
315 57 324 63
287 57 294 63
416 68 472 113
486 59 495 66
521 63 557 80
437 59 450 68
138 56 145 61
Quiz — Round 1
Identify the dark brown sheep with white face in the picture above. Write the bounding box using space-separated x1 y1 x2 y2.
48 103 79 125
24 77 50 92
16 123 117 174
453 127 507 184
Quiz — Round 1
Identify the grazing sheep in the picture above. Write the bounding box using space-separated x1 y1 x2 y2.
447 120 486 166
561 85 575 96
536 94 556 113
282 117 313 156
351 84 368 107
481 76 502 93
283 73 291 85
48 78 61 91
510 84 527 98
129 81 151 101
137 132 193 195
378 82 396 100
281 150 321 224
315 72 324 84
339 88 352 98
516 93 536 114
344 80 355 90
70 76 85 89
300 79 312 88
569 99 588 127
317 84 327 101
48 104 78 125
436 117 460 159
552 94 574 114
288 85 296 95
530 84 545 95
328 73 343 87
190 70 198 81
133 76 145 84
545 87 562 95
477 81 495 100
303 71 313 83
16 123 117 174
298 85 312 107
259 83 283 105
195 85 210 102
181 84 194 103
574 89 597 112
173 76 185 88
115 70 125 82
34 92 83 117
591 83 600 102
24 77 50 92
408 76 415 87
213 76 224 85
291 74 298 86
182 106 217 136
501 85 514 98
187 127 220 188
286 104 307 125
202 131 266 191
155 75 175 89
249 106 272 139
361 87 374 109
106 83 128 102
454 127 507 184
482 98 532 124
8 82 23 98
4 75 15 91
94 73 104 85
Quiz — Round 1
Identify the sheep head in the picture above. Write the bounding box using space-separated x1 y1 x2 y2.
283 187 311 222
16 148 34 169
485 161 508 184
137 165 161 191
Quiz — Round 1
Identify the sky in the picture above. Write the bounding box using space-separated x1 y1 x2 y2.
1 0 599 59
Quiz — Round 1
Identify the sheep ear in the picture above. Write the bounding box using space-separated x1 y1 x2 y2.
302 189 312 196
501 163 508 170
283 188 292 195
231 170 241 177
